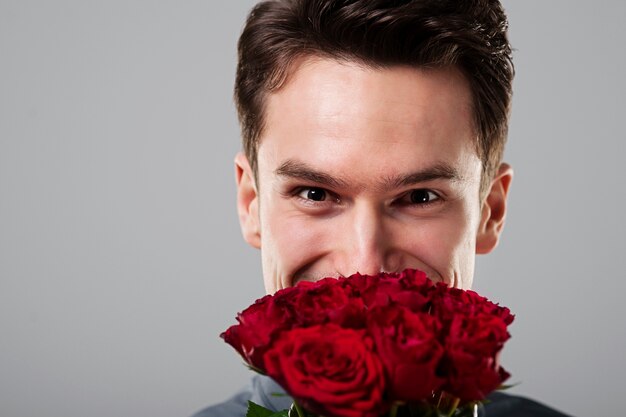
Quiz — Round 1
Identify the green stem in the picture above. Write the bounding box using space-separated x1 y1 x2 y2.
293 402 306 417
446 398 460 417
436 392 443 409
389 403 399 417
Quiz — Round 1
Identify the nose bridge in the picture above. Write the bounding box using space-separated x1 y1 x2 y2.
342 202 391 276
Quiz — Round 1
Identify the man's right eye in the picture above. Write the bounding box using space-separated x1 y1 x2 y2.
297 187 327 202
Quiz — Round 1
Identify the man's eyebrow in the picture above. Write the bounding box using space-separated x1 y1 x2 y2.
275 159 463 191
383 163 463 189
274 160 349 188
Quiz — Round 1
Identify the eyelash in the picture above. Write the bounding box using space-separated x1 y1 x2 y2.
290 187 442 208
395 189 442 208
291 187 339 206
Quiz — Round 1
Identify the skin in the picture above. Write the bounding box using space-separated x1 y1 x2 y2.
236 57 513 294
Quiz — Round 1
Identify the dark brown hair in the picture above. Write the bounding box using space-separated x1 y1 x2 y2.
235 0 514 192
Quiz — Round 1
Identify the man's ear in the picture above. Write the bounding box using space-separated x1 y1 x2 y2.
235 152 261 249
476 163 513 254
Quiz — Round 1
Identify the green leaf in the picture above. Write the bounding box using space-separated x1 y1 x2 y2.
246 401 275 417
244 362 267 375
497 381 520 391
268 410 290 417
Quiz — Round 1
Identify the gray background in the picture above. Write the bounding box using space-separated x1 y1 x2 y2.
1 1 624 416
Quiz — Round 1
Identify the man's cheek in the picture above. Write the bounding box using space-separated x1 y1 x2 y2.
269 215 330 273
404 219 468 279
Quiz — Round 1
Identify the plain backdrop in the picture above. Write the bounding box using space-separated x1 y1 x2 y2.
1 1 625 416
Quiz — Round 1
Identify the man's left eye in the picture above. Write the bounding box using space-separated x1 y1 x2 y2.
405 189 440 205
297 187 328 202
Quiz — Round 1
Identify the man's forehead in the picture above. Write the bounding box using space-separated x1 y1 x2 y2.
261 57 475 144
267 56 473 115
261 59 473 140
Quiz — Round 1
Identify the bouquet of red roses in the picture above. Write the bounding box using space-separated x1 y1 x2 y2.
222 269 514 417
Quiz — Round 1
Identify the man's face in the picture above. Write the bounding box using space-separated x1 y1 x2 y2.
236 57 511 294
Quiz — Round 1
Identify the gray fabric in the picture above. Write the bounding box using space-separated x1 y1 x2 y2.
191 375 574 417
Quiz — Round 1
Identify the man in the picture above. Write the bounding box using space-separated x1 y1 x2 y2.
194 0 572 416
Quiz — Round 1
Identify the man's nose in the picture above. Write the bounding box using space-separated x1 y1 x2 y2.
336 204 400 277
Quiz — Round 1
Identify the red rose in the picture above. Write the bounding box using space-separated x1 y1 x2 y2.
221 287 298 369
263 324 389 417
367 305 444 401
441 313 511 401
428 284 513 402
342 269 433 312
288 277 367 329
338 271 379 294
431 284 514 328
